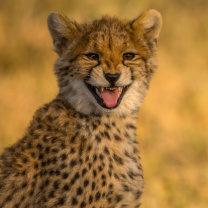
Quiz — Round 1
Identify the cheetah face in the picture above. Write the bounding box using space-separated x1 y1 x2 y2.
83 52 133 110
47 10 162 115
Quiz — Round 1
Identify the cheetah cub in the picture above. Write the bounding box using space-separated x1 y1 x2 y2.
0 10 162 208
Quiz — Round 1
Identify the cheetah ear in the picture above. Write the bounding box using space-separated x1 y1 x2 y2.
132 9 162 50
47 11 79 56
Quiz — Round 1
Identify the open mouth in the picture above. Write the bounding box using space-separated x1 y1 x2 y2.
85 83 130 109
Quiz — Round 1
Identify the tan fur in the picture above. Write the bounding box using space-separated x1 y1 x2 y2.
0 10 162 208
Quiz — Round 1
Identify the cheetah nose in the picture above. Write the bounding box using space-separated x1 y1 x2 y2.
104 73 120 85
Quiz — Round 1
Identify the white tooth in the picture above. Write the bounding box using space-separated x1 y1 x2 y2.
96 88 100 95
118 87 123 92
100 87 104 92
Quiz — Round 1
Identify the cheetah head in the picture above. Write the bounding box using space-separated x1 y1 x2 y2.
47 10 162 115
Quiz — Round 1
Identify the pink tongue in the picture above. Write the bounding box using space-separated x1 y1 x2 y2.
101 88 119 108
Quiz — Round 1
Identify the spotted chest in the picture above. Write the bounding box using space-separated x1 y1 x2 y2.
32 103 144 208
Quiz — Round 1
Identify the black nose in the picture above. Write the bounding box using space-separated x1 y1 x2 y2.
104 73 120 85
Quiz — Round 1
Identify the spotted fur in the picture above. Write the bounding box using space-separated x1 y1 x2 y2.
0 9 162 208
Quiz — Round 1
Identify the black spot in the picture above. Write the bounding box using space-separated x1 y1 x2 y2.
102 181 106 186
107 197 112 203
45 179 50 187
70 172 80 185
92 123 97 130
53 180 60 189
70 133 78 144
70 159 77 168
92 181 96 191
93 154 97 162
82 168 87 176
70 148 76 154
84 179 89 187
38 154 44 160
49 190 55 198
113 153 124 165
30 152 36 158
135 203 141 208
121 174 127 179
56 196 66 205
21 195 25 201
41 162 47 167
99 154 104 161
98 165 104 172
60 142 66 149
128 171 138 179
126 124 136 129
34 163 39 169
21 182 27 189
52 137 58 143
71 197 78 205
95 191 101 201
56 170 61 176
61 153 67 161
89 195 93 204
79 136 87 156
62 172 69 179
109 183 113 190
114 134 122 141
27 142 32 149
63 184 70 191
116 194 123 203
49 170 55 175
76 187 83 195
29 129 34 136
36 143 43 151
37 124 43 129
40 170 47 176
93 169 97 178
103 146 110 155
135 190 142 200
95 135 101 143
85 156 89 162
59 66 69 72
88 162 92 169
43 135 48 143
29 190 34 197
51 157 57 164
80 201 86 208
104 131 111 140
116 128 121 133
114 173 120 180
101 174 106 180
87 145 92 152
104 123 111 129
79 158 83 165
45 147 50 154
47 125 52 132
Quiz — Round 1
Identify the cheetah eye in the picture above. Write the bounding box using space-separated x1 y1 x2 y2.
123 53 135 61
85 53 99 61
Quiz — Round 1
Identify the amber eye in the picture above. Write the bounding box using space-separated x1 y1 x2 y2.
85 53 99 61
123 53 135 61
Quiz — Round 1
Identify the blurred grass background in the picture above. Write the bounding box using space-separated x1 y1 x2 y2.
0 0 207 207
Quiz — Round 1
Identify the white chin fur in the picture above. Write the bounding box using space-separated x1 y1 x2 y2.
61 79 146 116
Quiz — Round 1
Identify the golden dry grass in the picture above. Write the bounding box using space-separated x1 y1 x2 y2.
0 0 208 207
